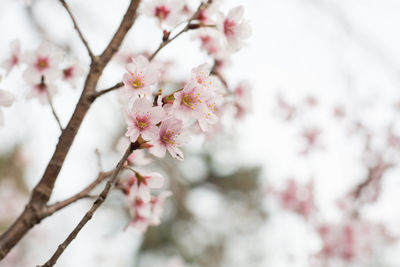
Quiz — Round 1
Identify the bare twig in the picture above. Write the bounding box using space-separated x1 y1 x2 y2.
59 0 95 60
44 170 113 216
92 81 123 99
45 86 64 132
38 142 139 267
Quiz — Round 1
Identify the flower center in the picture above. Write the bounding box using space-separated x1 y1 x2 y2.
182 92 201 110
35 57 49 71
224 19 236 37
155 6 170 20
129 73 144 88
137 121 148 130
63 67 74 79
161 130 176 145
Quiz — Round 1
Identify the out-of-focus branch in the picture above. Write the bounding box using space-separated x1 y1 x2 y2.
59 0 95 60
0 0 142 260
38 142 139 267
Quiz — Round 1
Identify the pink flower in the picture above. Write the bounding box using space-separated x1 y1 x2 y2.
149 118 189 160
23 72 57 104
124 97 165 143
129 171 165 202
142 0 184 27
22 42 63 82
172 64 223 131
196 1 220 24
61 58 86 88
122 55 160 99
173 81 209 121
1 40 21 75
217 6 251 51
270 179 316 219
128 191 171 233
148 191 172 225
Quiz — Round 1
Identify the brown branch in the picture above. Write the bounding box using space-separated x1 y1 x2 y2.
59 0 95 60
92 81 123 99
44 170 113 216
0 0 142 260
38 142 139 267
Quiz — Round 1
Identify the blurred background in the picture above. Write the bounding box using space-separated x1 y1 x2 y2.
1 0 400 266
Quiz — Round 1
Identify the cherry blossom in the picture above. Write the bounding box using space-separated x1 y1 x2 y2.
316 220 395 264
128 191 171 233
125 97 165 143
148 190 172 225
173 81 209 121
122 55 160 99
23 71 57 104
149 118 189 160
217 6 251 51
142 0 184 27
61 58 86 88
22 42 63 82
1 39 21 75
269 179 316 219
173 64 223 131
127 171 165 202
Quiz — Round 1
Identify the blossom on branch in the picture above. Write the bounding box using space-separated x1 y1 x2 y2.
122 55 160 99
217 6 251 52
149 117 189 160
125 97 165 143
142 0 184 27
1 39 21 75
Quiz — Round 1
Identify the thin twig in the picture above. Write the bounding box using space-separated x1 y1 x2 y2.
59 0 95 60
38 142 139 267
44 170 113 215
92 81 123 99
45 86 64 132
149 0 213 61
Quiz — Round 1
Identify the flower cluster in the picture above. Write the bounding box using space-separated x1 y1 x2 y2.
123 56 224 160
0 40 85 105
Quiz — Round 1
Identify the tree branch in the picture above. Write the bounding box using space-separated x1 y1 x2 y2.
92 81 123 99
0 0 142 260
59 0 95 61
44 170 113 216
38 142 139 267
